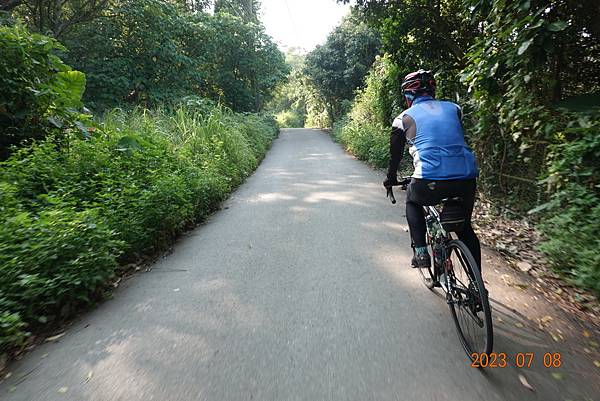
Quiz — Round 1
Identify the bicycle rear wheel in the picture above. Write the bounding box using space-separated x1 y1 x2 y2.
446 240 493 356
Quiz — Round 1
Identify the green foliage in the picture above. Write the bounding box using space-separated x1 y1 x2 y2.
334 118 389 167
348 55 402 127
460 0 600 207
534 118 600 294
8 0 110 38
62 1 287 112
275 110 304 128
343 0 477 99
0 105 278 351
333 55 410 172
0 311 27 349
0 24 87 158
538 183 600 294
304 13 380 124
62 0 201 110
194 12 289 112
0 0 283 352
171 0 213 13
335 0 600 293
214 0 260 23
266 50 331 128
0 202 121 335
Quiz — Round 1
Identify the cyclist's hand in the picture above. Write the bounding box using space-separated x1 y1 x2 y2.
383 175 399 188
401 178 411 190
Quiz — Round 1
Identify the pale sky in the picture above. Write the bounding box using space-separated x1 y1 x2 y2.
260 0 351 53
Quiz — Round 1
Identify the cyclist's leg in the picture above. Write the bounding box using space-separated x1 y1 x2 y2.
454 180 482 271
405 198 427 247
405 179 440 247
408 179 482 270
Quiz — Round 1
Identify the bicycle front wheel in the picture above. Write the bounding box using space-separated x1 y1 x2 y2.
446 240 493 357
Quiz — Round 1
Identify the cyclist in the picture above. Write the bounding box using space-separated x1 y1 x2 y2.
383 70 482 271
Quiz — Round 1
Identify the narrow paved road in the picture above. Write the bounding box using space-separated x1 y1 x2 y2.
1 129 598 401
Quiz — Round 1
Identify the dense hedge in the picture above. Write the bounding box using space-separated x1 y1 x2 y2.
0 106 278 350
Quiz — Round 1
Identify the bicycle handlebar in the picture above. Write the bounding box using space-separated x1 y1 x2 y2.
385 177 412 205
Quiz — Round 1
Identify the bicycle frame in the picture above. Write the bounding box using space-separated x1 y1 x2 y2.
424 206 454 293
387 180 456 296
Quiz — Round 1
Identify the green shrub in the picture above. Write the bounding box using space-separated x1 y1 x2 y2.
0 312 27 350
275 110 304 128
231 113 279 161
0 181 121 349
0 106 278 351
538 185 600 294
536 118 600 294
334 120 389 168
0 24 87 159
332 55 412 173
0 2 280 353
0 205 121 322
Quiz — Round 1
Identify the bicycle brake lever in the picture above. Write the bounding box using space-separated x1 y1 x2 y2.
386 187 396 204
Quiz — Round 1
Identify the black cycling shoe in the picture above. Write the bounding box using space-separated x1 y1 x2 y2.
411 253 432 269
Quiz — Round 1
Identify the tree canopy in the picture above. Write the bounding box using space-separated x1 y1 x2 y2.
303 13 380 123
61 1 287 111
1 0 287 112
4 0 111 38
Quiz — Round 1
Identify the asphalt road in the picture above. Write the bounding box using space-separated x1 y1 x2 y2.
1 129 598 401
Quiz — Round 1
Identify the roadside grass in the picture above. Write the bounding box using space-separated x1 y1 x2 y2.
0 106 278 352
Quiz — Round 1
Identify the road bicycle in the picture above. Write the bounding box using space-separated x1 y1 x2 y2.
387 178 493 357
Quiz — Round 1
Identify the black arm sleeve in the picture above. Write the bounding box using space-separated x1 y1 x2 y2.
387 126 406 178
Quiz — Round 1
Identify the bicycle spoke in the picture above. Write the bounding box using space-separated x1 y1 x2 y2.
447 240 493 356
458 299 484 326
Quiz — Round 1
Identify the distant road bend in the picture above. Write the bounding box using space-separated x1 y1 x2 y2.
1 129 598 401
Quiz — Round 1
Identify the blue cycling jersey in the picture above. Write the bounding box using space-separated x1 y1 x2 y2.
395 97 478 180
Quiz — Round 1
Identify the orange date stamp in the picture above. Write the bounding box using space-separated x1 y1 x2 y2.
470 352 562 368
